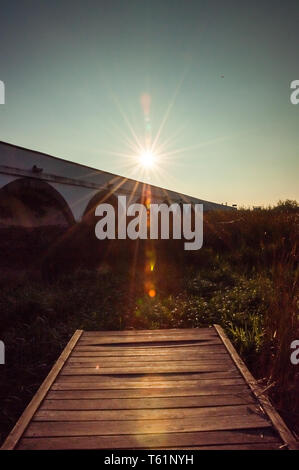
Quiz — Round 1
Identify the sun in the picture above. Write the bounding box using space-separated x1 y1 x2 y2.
139 150 155 168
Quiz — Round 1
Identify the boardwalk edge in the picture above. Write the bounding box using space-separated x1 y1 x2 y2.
213 324 298 450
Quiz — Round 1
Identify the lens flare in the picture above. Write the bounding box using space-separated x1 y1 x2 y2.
148 289 156 298
139 150 155 167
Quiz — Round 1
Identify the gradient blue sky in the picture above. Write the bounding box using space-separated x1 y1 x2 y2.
0 0 298 206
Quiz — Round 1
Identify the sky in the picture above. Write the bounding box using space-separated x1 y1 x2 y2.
0 0 298 207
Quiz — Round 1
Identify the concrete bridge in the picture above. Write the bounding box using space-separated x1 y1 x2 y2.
0 140 232 228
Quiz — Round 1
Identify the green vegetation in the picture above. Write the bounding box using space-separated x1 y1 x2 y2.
0 200 298 444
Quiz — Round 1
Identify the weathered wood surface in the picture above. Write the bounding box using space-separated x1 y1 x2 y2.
1 326 297 450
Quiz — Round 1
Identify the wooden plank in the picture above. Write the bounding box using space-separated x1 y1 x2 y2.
47 384 250 399
52 382 248 392
81 329 217 336
56 376 244 385
60 364 233 375
17 428 279 450
56 371 242 381
214 324 299 450
52 383 245 392
79 332 218 340
0 330 83 450
71 348 227 356
66 358 233 366
63 364 237 374
67 359 232 367
65 364 236 372
65 364 234 372
52 375 245 390
56 371 241 382
24 414 272 437
82 328 216 336
79 333 218 341
62 362 234 370
40 394 256 410
68 354 231 363
78 337 222 346
74 343 225 352
33 404 264 422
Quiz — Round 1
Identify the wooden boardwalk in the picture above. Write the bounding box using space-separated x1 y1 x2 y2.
1 326 297 450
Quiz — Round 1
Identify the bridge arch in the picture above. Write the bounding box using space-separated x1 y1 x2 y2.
0 177 75 227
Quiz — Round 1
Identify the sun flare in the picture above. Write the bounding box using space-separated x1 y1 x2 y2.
139 150 155 168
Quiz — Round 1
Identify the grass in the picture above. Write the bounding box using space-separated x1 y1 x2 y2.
0 200 298 444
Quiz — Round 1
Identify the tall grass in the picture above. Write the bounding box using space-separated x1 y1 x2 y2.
0 200 298 443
